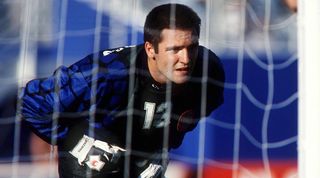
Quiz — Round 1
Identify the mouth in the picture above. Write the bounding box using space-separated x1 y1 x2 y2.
175 67 189 75
176 67 189 72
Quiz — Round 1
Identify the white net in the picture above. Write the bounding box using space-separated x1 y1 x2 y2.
0 0 298 177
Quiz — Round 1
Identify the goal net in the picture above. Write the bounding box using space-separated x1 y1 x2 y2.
0 0 300 177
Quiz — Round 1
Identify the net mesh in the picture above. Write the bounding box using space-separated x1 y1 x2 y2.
0 0 297 177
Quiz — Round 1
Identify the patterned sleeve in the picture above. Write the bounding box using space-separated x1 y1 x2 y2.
19 55 93 144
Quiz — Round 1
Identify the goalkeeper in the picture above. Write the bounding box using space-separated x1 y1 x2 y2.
19 3 225 178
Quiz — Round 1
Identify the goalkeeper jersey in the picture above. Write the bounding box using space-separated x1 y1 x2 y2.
19 44 225 150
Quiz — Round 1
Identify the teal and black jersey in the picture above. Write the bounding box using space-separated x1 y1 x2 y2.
19 44 224 177
19 44 224 147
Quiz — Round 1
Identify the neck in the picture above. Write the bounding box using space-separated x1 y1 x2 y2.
147 57 167 84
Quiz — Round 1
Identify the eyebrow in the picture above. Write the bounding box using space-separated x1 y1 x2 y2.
165 42 199 51
165 45 184 51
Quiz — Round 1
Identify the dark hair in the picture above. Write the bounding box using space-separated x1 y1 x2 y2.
144 3 201 52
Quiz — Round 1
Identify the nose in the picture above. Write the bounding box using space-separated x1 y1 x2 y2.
179 48 190 65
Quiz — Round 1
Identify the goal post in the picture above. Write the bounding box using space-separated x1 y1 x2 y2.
298 0 320 177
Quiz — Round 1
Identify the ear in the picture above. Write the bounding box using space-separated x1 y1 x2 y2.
144 42 156 59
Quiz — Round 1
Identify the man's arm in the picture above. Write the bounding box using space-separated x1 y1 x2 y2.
19 63 90 144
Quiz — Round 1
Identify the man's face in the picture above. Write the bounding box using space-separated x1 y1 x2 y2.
147 28 199 84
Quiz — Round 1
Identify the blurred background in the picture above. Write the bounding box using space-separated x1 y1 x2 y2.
0 0 297 177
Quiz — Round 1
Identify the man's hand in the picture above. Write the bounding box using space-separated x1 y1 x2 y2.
69 135 126 171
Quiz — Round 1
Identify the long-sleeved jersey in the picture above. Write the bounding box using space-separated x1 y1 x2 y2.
19 44 224 176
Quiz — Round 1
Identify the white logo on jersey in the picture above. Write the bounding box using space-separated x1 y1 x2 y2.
102 45 136 56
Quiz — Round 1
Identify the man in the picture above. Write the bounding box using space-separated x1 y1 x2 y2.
19 3 225 178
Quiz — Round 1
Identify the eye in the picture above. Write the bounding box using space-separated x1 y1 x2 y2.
172 49 181 53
